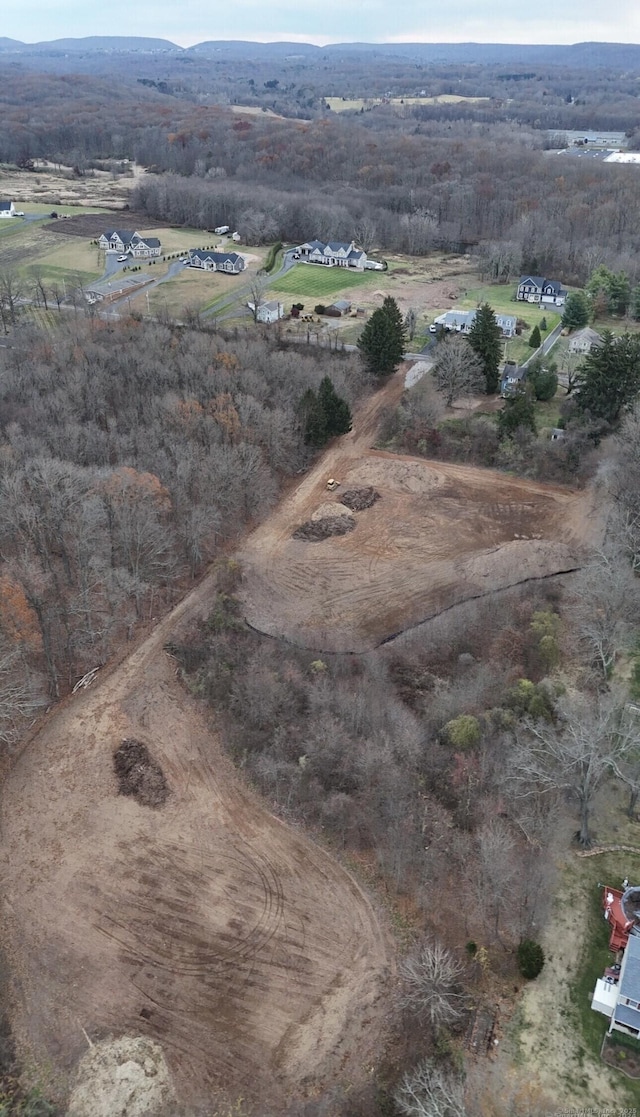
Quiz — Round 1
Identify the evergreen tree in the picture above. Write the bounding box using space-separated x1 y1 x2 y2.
587 266 631 316
562 290 591 330
575 330 640 424
529 324 541 349
299 388 327 447
540 316 548 331
498 385 537 437
318 376 352 436
467 302 502 394
631 285 640 322
528 360 558 401
358 296 406 377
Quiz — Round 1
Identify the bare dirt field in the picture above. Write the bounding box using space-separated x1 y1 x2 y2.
0 571 390 1110
238 372 600 653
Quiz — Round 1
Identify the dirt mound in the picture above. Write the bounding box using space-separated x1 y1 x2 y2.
340 487 380 512
114 739 169 808
293 515 355 542
311 501 353 521
67 1036 175 1117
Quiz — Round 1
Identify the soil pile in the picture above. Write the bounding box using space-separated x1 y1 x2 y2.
339 487 380 512
114 739 169 808
67 1036 175 1117
293 515 355 541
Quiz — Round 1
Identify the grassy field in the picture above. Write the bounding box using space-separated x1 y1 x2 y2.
132 268 248 318
271 264 379 299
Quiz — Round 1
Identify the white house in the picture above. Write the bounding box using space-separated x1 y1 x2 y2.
432 309 517 338
0 201 16 219
248 299 284 324
517 275 567 307
568 326 602 354
593 931 640 1039
188 249 245 274
98 230 162 257
296 239 367 270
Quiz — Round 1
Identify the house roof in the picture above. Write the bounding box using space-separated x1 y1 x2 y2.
103 229 135 244
619 932 640 999
132 235 161 248
332 299 352 311
325 241 354 252
495 314 517 326
502 366 527 382
0 201 13 212
190 250 242 264
261 300 281 312
570 326 602 343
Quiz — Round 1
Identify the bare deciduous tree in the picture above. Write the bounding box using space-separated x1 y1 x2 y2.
570 547 640 679
400 941 467 1030
394 1059 467 1117
510 692 636 847
432 335 485 407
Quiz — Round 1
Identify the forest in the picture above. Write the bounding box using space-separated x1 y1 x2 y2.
2 40 640 1117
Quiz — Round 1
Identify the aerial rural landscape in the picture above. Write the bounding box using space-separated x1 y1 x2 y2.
2 19 640 1117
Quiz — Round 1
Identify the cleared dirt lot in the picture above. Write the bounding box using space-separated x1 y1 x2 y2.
238 374 599 653
0 576 390 1110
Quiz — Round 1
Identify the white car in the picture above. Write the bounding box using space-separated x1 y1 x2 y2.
117 255 128 262
180 258 188 263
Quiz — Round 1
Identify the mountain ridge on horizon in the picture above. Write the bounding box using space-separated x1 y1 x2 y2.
1 36 640 68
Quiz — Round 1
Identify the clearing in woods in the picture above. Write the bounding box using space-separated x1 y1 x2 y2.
238 369 600 653
0 364 602 1113
0 565 389 1111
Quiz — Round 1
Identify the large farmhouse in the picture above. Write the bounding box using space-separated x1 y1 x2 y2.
295 240 368 270
517 275 567 307
98 230 162 258
187 249 245 274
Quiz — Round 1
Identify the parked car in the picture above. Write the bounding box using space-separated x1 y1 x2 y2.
180 258 188 263
117 255 128 263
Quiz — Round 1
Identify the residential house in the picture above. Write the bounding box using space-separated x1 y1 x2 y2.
568 326 602 355
517 275 567 306
187 249 245 274
432 309 516 338
500 364 527 397
98 230 162 257
0 201 16 219
248 299 284 324
592 883 640 1039
296 239 367 270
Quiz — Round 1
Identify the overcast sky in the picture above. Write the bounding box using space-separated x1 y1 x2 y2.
3 0 639 47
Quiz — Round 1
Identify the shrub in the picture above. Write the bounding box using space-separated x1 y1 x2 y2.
517 939 545 979
314 304 326 315
443 714 481 750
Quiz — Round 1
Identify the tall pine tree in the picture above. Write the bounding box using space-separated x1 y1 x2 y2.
467 303 502 395
358 296 406 377
575 330 640 424
319 376 352 436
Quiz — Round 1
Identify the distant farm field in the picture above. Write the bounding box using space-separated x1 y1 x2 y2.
271 265 378 299
326 95 489 112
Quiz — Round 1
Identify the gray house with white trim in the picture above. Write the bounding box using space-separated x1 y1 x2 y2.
187 250 245 274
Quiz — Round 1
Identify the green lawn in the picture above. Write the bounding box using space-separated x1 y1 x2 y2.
23 263 101 285
271 264 378 299
459 283 562 333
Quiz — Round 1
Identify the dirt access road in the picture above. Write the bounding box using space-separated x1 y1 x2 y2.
0 568 390 1109
238 373 600 653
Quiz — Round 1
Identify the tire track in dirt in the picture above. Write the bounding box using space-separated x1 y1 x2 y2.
0 493 392 1110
